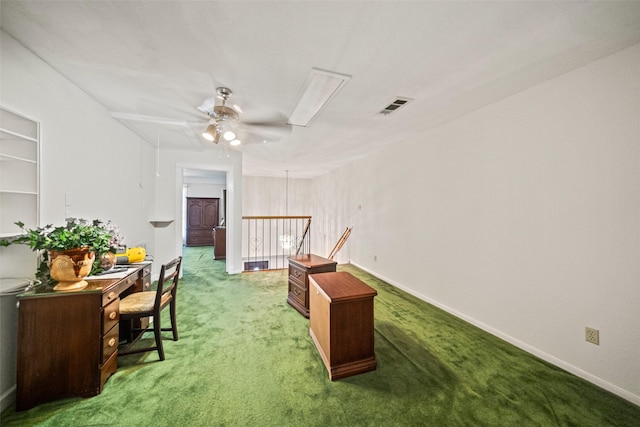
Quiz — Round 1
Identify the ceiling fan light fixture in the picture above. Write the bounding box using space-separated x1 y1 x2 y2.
202 123 218 141
230 139 241 146
223 130 236 141
213 105 239 121
287 68 351 127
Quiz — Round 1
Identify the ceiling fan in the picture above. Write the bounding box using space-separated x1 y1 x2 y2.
111 86 292 151
196 87 292 148
199 87 241 145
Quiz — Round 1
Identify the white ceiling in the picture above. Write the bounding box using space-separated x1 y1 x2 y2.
2 1 640 178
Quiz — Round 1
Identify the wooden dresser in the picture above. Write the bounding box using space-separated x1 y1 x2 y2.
309 271 377 380
212 227 226 259
287 254 337 318
15 263 150 411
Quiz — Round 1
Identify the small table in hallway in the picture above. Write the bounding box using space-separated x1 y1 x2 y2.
287 254 337 318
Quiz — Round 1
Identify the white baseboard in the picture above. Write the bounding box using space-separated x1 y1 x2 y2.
0 385 16 413
350 261 640 407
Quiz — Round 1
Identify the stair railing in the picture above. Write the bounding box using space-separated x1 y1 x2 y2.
242 216 311 271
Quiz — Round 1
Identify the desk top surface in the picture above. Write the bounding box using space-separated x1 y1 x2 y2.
288 254 337 268
16 263 148 299
309 271 377 302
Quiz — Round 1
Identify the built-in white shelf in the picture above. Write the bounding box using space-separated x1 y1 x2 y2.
0 107 39 236
0 153 37 163
149 220 174 228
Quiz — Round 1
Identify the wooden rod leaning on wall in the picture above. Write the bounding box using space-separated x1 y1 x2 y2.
296 218 312 255
328 227 352 260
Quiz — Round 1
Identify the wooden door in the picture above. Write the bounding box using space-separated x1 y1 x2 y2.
186 197 219 246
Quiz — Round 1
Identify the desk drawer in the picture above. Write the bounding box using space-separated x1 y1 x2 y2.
288 280 306 307
141 273 151 292
102 275 136 306
102 324 119 363
289 264 306 286
142 264 152 277
103 298 119 333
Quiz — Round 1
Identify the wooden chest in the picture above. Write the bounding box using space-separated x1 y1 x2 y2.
309 271 377 380
287 254 337 318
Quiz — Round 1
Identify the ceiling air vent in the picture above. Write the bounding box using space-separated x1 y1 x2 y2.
380 97 413 115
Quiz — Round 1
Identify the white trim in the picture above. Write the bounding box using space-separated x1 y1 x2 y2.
0 385 16 412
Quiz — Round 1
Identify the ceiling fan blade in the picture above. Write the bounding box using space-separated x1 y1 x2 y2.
197 97 216 114
236 124 291 145
111 111 188 127
238 110 292 143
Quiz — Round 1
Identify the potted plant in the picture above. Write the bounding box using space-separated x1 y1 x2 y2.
0 218 124 290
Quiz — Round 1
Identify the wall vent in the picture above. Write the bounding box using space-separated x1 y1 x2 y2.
380 97 413 115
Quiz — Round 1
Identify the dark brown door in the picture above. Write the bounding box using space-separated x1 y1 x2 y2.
186 197 219 246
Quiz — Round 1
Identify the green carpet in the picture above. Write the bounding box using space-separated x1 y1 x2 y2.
2 246 638 426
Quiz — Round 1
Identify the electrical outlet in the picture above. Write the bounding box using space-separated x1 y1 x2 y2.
585 327 599 345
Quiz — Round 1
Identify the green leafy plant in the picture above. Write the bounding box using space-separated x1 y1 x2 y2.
0 218 125 277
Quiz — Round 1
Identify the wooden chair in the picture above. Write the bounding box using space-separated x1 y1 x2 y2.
119 256 182 361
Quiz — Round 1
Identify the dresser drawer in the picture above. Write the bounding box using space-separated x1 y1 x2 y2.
288 280 306 306
102 298 119 334
101 324 119 363
289 264 306 286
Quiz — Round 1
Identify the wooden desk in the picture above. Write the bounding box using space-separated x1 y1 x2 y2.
15 263 151 411
287 254 337 318
309 272 377 380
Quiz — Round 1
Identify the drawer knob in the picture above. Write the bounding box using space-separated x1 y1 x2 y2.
294 270 301 278
108 338 116 347
293 288 301 296
109 311 117 320
108 292 116 300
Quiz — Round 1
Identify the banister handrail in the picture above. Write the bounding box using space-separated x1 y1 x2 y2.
242 215 312 220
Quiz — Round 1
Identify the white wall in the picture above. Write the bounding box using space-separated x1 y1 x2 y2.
185 183 225 199
0 31 156 251
311 43 640 404
242 175 311 217
0 31 157 411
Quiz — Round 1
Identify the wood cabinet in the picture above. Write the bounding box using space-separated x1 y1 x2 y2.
186 197 219 246
15 265 148 411
287 254 337 318
212 227 226 259
309 272 377 381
